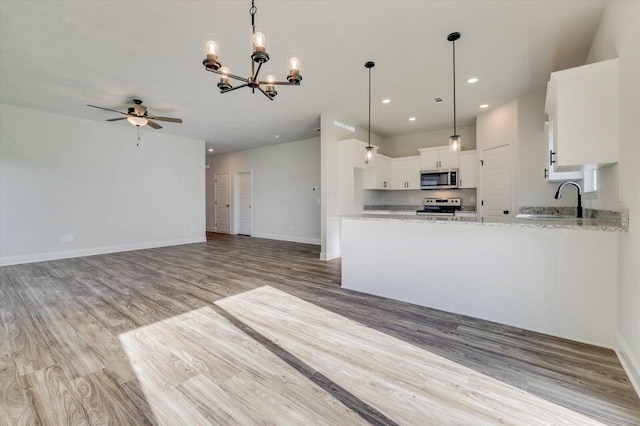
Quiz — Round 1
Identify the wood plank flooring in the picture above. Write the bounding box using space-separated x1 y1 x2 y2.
1 233 639 425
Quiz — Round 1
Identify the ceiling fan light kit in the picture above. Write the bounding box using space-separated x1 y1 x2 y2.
202 0 302 101
86 99 183 131
448 31 462 153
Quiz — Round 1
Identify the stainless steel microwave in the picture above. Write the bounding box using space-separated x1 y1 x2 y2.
420 169 459 190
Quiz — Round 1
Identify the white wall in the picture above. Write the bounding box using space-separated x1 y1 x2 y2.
476 95 576 212
477 100 518 152
585 0 640 394
207 137 321 245
342 218 618 349
384 125 476 158
0 104 205 266
320 113 385 259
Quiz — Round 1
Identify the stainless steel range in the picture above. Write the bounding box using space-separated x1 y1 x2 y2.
416 198 462 216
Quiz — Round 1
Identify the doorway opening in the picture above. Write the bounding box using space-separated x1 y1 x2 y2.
233 171 252 236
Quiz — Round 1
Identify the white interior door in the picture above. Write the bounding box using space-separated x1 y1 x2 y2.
214 173 230 233
481 144 513 220
237 172 252 236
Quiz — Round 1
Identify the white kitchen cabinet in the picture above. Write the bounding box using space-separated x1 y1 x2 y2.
545 58 618 171
375 155 392 189
543 121 583 182
419 146 459 170
458 150 478 188
392 156 420 190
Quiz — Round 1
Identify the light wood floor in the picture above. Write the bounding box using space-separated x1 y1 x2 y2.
1 234 639 425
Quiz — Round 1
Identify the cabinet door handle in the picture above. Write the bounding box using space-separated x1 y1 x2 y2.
544 168 549 178
549 150 556 165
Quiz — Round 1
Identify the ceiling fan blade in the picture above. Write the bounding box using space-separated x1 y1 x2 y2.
105 117 128 122
147 120 162 129
146 116 183 123
86 104 127 115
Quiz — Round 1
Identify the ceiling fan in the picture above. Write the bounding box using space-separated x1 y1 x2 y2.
86 99 183 129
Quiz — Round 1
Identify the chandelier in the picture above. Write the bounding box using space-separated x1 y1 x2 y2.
202 0 302 101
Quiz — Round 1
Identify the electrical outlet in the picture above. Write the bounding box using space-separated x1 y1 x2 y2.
470 196 476 203
618 185 622 203
60 234 74 243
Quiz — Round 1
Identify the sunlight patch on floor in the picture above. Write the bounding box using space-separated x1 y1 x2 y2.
119 285 605 425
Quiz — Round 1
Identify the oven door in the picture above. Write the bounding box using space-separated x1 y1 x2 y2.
420 169 458 189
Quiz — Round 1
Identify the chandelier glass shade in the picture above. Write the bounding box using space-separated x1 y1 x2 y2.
202 0 302 101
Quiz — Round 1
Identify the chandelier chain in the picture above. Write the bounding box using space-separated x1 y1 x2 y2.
250 1 256 34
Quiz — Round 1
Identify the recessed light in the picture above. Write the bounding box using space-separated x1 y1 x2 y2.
409 117 416 121
382 99 391 104
467 77 479 84
480 104 489 109
275 135 280 139
208 148 214 152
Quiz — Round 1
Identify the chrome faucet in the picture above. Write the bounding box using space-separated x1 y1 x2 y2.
555 181 582 218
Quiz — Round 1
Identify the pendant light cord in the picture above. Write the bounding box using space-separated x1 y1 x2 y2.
368 66 372 148
452 38 457 135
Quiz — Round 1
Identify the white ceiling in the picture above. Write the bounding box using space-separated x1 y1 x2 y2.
0 1 606 155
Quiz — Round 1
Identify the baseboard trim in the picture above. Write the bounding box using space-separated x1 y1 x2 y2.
616 332 640 398
320 250 341 261
0 237 206 266
206 227 216 232
251 233 320 246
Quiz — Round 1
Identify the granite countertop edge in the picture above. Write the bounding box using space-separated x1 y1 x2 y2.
336 214 626 232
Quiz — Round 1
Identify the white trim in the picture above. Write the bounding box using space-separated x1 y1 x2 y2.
206 227 216 232
0 237 206 266
616 332 640 398
319 250 340 261
251 232 320 246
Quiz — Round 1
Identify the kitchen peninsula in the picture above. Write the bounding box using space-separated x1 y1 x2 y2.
340 213 626 349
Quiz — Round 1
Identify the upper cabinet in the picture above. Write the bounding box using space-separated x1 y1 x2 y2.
545 58 618 171
392 156 420 190
375 155 392 189
543 121 583 182
458 150 478 188
418 146 459 170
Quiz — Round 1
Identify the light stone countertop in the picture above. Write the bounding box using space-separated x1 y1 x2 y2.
339 213 627 232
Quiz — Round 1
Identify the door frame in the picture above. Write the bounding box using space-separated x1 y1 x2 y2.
232 170 253 235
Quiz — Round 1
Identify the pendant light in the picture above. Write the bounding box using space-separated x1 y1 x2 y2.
448 32 462 152
365 61 375 163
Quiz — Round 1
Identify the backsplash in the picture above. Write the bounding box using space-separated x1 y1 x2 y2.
519 206 629 230
364 188 477 207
